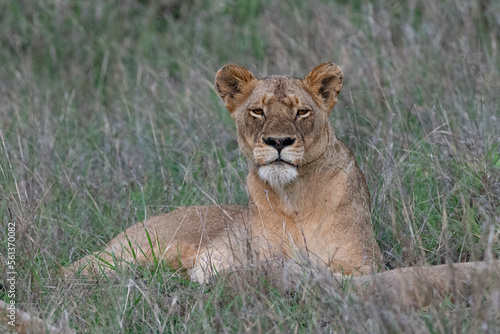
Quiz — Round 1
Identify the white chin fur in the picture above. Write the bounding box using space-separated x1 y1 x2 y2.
258 164 298 188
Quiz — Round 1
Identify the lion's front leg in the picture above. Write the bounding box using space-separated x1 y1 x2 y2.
188 232 283 283
189 245 235 283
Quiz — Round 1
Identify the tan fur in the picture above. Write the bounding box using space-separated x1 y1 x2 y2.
219 63 381 275
65 63 495 308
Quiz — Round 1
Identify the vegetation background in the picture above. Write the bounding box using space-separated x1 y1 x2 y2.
1 0 499 332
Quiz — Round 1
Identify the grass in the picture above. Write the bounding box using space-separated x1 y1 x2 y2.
1 0 499 332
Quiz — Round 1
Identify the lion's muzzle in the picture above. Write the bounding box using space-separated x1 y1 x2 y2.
253 136 304 188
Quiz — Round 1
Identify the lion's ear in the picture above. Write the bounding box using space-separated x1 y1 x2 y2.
215 64 257 113
303 62 344 111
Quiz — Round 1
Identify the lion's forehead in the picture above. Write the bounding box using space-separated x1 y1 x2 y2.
249 76 315 108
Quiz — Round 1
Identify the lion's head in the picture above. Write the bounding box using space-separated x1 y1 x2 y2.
215 62 344 188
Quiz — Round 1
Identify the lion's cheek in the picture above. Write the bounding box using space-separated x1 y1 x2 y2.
235 119 261 162
302 124 329 162
302 138 324 163
236 135 255 162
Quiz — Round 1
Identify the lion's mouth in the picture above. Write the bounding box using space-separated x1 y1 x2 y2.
268 158 298 168
257 158 299 187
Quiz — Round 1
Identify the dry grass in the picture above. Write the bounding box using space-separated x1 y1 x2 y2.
1 0 499 332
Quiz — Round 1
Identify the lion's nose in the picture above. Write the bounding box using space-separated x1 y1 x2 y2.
263 137 295 153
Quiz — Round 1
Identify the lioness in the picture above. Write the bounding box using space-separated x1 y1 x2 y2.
66 63 493 307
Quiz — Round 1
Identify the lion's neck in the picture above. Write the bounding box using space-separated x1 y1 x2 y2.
248 156 341 216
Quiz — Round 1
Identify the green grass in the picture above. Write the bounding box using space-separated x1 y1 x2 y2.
1 0 499 332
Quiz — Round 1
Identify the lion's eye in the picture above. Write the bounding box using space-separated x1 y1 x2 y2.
250 108 264 116
297 109 310 117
